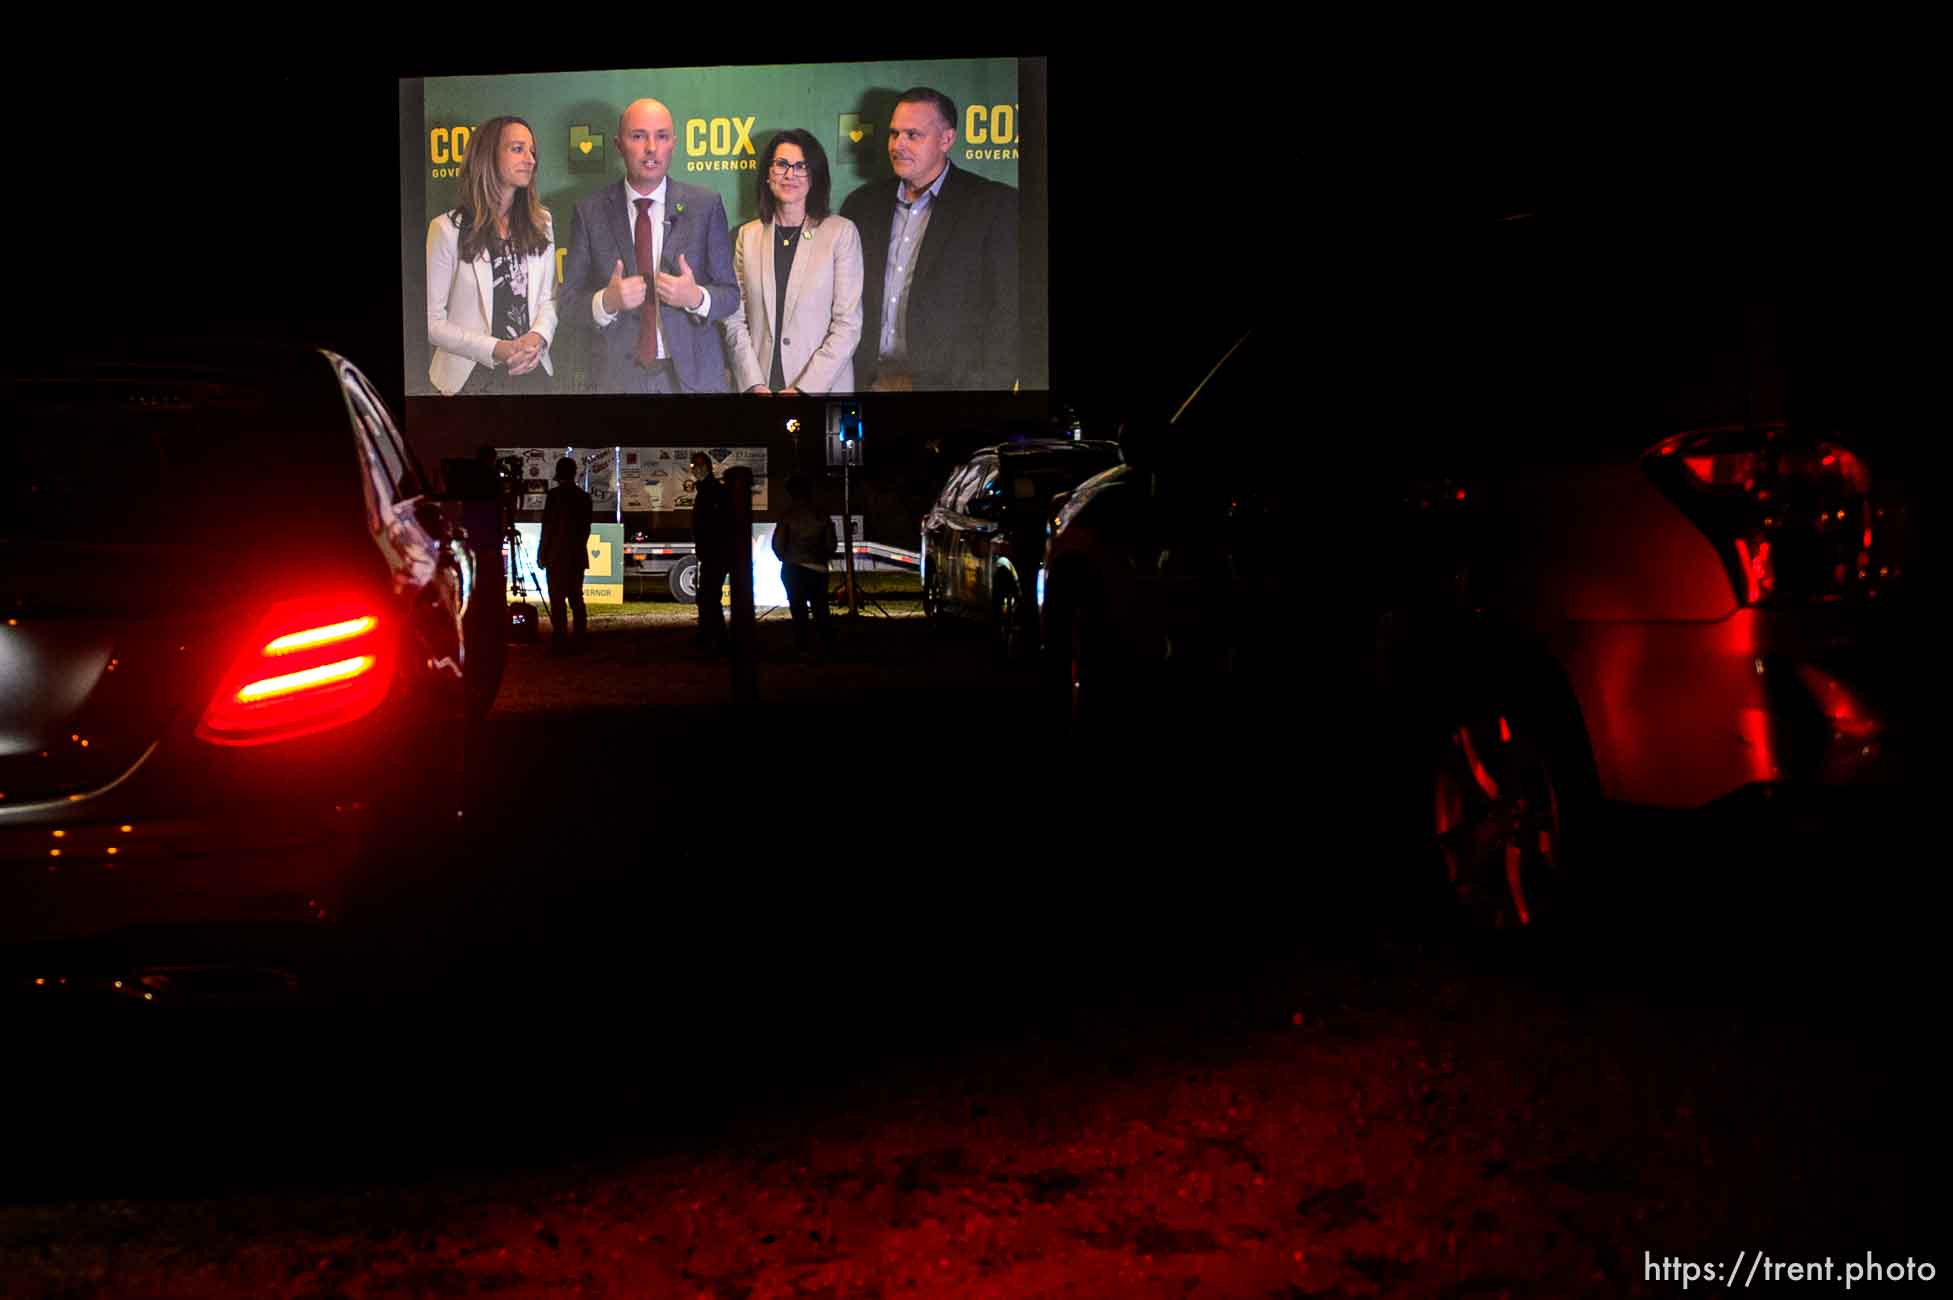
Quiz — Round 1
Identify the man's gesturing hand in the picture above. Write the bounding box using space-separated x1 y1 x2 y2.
655 253 705 311
604 258 648 315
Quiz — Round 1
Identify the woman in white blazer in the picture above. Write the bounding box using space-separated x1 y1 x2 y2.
723 129 863 395
426 115 558 396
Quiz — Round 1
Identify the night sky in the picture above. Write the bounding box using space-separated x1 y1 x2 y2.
22 30 1926 476
3 29 1936 1295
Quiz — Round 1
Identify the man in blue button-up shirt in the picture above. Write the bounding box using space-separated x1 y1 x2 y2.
839 87 1019 392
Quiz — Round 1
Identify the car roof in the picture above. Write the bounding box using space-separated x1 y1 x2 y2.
1 341 351 411
977 439 1122 460
34 334 327 362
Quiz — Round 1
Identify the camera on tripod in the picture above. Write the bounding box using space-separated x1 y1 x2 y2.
495 457 541 642
438 451 536 647
494 454 524 543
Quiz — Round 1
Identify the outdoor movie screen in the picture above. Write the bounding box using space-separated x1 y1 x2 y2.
400 58 1044 399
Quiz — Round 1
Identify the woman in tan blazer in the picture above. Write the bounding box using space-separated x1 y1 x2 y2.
722 130 863 395
425 114 558 395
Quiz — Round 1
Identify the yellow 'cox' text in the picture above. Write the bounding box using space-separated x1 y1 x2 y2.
685 116 759 171
963 104 1021 160
429 126 471 178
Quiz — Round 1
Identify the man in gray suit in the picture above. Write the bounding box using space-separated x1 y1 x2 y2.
563 98 738 393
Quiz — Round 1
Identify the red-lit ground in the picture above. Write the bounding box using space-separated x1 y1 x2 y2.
3 942 1927 1297
2 609 1931 1297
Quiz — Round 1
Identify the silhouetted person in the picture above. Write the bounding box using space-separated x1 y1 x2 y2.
690 451 733 651
457 443 511 713
538 455 592 654
771 473 836 658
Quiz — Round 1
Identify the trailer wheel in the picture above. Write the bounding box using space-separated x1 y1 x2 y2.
668 555 700 602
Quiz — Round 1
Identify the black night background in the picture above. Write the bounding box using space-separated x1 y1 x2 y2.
3 21 1938 1299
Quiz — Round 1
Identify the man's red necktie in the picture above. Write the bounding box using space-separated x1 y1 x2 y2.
633 196 662 363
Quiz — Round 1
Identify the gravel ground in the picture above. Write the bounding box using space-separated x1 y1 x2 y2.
4 945 1931 1298
2 608 1935 1298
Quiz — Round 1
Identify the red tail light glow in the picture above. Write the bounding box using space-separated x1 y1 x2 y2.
1731 537 1772 604
233 656 379 703
262 616 378 657
1795 665 1880 740
197 600 393 746
1645 427 1894 607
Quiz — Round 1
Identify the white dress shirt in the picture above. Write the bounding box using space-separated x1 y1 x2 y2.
589 177 713 357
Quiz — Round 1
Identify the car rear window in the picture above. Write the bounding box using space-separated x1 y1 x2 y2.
2 365 355 546
1002 452 1123 500
941 462 986 513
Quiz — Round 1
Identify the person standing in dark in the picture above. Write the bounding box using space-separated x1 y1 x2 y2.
689 451 733 651
458 444 511 713
770 474 836 658
538 455 592 655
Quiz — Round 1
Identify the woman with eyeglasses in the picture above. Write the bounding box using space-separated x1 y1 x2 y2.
426 114 558 395
722 129 864 395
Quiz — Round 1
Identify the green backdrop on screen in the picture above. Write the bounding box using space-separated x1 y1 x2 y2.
403 59 1024 398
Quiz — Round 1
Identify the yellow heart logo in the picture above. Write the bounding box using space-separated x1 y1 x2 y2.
579 139 593 154
848 129 864 143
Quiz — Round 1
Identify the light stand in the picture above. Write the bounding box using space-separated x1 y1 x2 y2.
841 436 859 616
826 401 874 618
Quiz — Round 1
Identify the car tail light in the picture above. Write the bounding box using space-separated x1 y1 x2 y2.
1645 427 1899 607
197 598 394 746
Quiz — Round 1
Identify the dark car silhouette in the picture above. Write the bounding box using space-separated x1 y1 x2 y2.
920 438 1122 661
2 343 476 1001
1039 329 1910 929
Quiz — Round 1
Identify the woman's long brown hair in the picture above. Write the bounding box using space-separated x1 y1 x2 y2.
453 115 550 262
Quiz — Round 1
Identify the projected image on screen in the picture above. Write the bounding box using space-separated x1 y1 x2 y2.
402 59 1043 398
